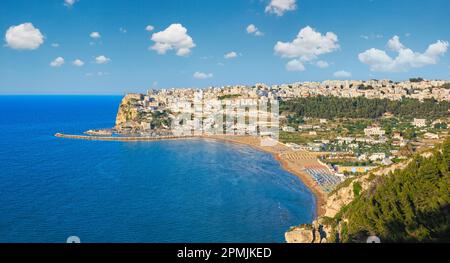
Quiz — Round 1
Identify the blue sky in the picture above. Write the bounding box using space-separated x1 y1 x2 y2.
1 0 449 94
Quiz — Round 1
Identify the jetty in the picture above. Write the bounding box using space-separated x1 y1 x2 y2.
54 133 199 142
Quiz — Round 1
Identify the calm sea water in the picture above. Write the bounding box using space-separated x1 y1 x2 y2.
0 96 315 243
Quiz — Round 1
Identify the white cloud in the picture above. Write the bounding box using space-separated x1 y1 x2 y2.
90 32 101 39
246 24 263 36
95 55 111 64
72 59 84 67
274 26 339 71
359 36 449 72
150 23 196 56
316 60 329 68
387 35 404 51
265 0 297 16
224 51 238 59
119 27 127 33
333 70 352 78
145 25 154 32
51 43 59 48
4 23 44 50
64 0 76 7
50 57 65 67
193 71 213 79
286 59 305 71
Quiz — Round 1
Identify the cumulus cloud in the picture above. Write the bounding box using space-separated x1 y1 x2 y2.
193 71 213 79
224 51 238 59
51 43 59 48
274 26 339 71
286 59 305 71
265 0 297 16
246 24 263 36
50 57 65 67
150 23 196 56
387 35 404 51
316 60 329 68
145 25 154 32
95 55 110 64
359 36 449 72
72 59 84 67
90 32 101 39
4 23 44 50
333 70 352 78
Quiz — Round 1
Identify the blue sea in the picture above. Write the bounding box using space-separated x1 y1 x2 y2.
0 96 315 243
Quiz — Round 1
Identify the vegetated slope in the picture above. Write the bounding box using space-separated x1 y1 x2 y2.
338 137 450 242
281 96 450 119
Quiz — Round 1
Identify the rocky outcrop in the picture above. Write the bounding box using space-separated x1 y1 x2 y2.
285 226 315 243
324 175 373 218
115 93 143 131
285 220 329 243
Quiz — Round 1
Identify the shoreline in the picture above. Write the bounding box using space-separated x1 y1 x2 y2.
206 135 327 217
55 133 327 217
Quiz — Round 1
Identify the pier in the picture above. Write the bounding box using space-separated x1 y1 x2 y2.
54 133 199 142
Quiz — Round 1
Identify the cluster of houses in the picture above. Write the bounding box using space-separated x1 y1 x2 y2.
281 114 448 176
144 79 449 111
123 78 448 135
118 79 447 172
138 89 280 136
267 79 449 102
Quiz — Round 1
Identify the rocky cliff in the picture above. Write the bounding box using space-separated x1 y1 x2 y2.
115 93 143 131
285 219 331 243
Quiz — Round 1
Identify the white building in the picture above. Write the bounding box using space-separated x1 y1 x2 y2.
369 153 386 162
412 118 427 128
364 126 386 136
282 126 296 132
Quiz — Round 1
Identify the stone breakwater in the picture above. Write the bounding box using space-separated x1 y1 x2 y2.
54 133 198 141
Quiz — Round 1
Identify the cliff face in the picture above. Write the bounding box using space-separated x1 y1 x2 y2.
285 154 424 243
285 175 373 243
115 93 143 131
285 220 329 243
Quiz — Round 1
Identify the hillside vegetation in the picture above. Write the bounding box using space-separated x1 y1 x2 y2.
337 137 450 242
281 96 450 119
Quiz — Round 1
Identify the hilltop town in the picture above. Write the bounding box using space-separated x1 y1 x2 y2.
113 78 449 133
